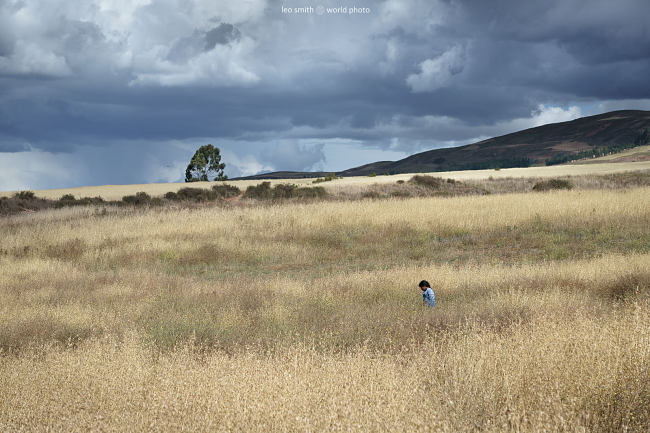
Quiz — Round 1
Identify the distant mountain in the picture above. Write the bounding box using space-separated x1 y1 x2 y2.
234 110 650 180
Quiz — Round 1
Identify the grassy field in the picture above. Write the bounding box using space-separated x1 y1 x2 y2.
1 173 649 431
571 145 650 164
2 160 649 201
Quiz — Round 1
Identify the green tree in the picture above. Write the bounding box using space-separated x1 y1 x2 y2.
185 144 228 182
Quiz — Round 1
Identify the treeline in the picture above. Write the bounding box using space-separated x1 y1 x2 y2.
545 129 649 166
446 157 533 171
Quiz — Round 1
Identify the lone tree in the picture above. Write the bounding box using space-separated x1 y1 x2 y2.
185 144 228 182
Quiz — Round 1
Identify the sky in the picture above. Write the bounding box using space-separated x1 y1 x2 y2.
1 0 650 190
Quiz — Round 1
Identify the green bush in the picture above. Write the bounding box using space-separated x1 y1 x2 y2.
212 184 241 198
294 186 327 199
166 186 240 202
55 195 105 208
244 182 327 200
14 191 35 200
244 182 274 199
409 175 443 189
532 179 573 191
122 191 152 205
272 183 297 199
174 187 217 202
313 173 341 184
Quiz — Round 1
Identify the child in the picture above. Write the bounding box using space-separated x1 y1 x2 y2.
419 280 436 307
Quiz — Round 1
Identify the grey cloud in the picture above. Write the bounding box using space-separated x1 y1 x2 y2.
1 0 650 190
205 23 241 50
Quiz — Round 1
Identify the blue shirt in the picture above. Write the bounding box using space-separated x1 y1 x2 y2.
422 287 435 307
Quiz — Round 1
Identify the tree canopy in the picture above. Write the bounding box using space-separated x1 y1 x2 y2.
185 144 227 182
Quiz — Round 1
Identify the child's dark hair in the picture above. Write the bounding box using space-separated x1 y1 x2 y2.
419 280 430 288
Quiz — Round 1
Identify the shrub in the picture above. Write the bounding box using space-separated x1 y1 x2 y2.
167 186 239 202
272 183 297 199
1 193 52 215
409 175 443 189
367 173 377 177
396 180 405 184
122 191 152 205
174 187 216 202
244 182 274 200
532 179 573 191
212 184 241 198
293 186 327 199
313 173 341 184
362 191 381 199
55 195 105 208
244 182 327 200
14 191 35 200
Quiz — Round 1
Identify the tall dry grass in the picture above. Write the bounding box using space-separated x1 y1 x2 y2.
1 186 649 431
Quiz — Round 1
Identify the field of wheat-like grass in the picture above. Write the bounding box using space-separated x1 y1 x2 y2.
1 185 649 431
3 160 649 201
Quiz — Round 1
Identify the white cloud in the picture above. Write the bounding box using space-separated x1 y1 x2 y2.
131 37 259 86
0 0 266 86
596 99 650 112
373 0 448 35
0 40 71 77
406 45 465 92
504 104 582 131
0 150 80 191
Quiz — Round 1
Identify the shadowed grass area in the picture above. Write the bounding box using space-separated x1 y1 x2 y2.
1 185 649 431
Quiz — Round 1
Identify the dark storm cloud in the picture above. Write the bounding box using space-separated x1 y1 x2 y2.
1 0 650 189
205 23 241 50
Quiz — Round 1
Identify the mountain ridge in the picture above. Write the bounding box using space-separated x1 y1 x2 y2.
233 110 650 180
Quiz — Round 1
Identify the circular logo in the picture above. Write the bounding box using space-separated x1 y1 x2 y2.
316 5 325 15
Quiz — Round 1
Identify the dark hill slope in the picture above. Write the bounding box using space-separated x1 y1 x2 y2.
235 110 650 179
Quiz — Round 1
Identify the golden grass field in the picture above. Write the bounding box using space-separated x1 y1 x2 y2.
1 171 649 431
3 160 649 201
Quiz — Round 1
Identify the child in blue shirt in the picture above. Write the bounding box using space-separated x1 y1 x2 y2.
419 280 436 307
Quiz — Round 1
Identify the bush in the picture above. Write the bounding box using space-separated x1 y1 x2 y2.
409 175 443 189
166 186 240 202
122 192 152 205
313 173 341 184
271 183 297 199
1 193 52 215
175 187 217 202
14 191 35 200
212 184 241 198
293 186 327 199
244 182 327 200
532 179 573 191
55 195 105 208
244 182 274 200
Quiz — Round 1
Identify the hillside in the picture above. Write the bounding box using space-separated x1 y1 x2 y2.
237 110 650 179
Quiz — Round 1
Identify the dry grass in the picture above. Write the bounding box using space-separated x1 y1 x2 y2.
1 185 649 431
3 160 649 201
